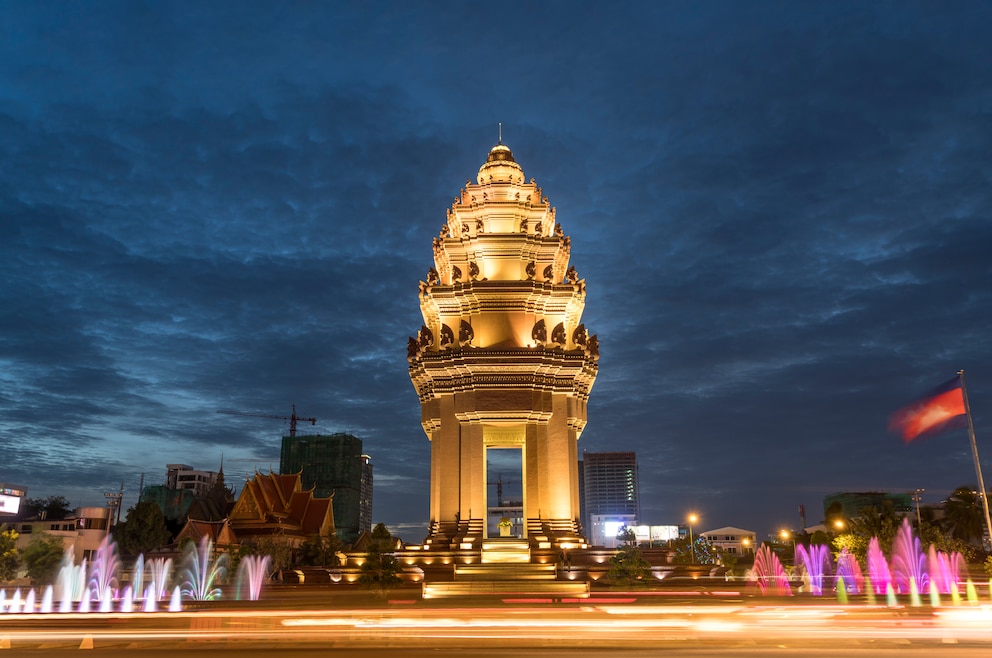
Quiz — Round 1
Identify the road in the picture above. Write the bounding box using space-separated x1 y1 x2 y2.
2 591 992 655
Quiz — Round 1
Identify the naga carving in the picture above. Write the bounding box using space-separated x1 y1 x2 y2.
572 323 588 347
551 322 567 347
525 261 536 280
532 319 547 345
565 266 579 284
459 319 474 346
451 265 462 282
586 334 600 360
543 264 554 281
439 324 455 348
418 325 434 349
469 261 480 280
427 267 440 286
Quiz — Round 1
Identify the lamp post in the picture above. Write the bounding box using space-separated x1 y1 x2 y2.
913 488 925 528
688 513 698 564
780 529 795 565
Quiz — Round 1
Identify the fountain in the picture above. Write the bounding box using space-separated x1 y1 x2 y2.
866 536 892 595
179 536 228 601
747 544 792 595
835 548 863 595
747 517 973 606
0 534 258 613
87 536 121 606
890 517 928 595
795 543 831 594
235 554 272 601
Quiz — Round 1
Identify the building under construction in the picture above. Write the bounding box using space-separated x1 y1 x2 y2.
279 432 372 545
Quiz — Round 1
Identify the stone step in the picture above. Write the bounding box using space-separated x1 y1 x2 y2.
423 580 590 600
454 563 557 581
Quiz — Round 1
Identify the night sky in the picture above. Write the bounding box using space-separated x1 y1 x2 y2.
2 2 991 542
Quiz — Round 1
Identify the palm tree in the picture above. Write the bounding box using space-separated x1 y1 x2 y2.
942 486 985 544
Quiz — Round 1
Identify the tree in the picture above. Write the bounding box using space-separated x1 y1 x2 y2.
615 525 637 546
606 545 651 588
237 536 294 576
21 496 71 521
113 501 171 556
668 535 720 565
358 523 402 597
21 533 66 585
943 486 985 545
836 502 902 562
0 528 20 581
297 532 342 567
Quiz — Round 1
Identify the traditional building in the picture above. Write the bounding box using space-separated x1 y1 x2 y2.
228 471 335 552
408 141 599 547
175 518 238 553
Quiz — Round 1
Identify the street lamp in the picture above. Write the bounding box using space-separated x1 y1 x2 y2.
688 513 698 564
780 529 796 564
912 488 925 528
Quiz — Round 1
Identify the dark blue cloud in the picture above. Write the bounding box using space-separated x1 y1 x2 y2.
1 1 991 541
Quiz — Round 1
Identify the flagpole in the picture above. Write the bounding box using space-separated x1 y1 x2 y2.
958 369 992 548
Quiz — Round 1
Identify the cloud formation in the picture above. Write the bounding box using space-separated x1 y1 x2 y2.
1 1 990 540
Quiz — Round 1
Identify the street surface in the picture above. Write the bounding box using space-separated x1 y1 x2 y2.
2 589 992 655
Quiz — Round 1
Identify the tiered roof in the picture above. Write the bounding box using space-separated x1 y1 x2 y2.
229 470 334 541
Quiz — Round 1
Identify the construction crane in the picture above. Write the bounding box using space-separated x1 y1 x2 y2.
487 473 519 507
217 404 316 437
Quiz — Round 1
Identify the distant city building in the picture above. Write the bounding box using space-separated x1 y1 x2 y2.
141 462 231 522
166 463 221 497
823 491 914 521
12 506 112 564
279 433 372 545
579 451 639 546
700 526 756 555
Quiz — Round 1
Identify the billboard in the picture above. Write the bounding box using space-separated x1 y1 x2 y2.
0 494 22 515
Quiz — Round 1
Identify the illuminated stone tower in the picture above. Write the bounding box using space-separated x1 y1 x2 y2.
408 142 598 547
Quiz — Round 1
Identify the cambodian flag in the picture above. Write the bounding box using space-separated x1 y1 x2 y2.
888 377 967 442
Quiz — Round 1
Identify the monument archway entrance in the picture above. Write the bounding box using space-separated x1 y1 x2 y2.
484 427 525 539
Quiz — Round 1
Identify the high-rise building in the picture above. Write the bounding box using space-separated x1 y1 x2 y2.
579 451 639 546
279 433 372 545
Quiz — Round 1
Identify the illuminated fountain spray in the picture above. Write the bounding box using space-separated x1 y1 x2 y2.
0 535 245 613
86 536 121 611
835 548 863 595
748 544 792 596
235 555 272 601
890 517 928 599
866 536 892 595
179 536 228 601
795 543 831 595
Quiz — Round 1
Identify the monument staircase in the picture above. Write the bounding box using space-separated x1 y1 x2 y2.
421 538 590 599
